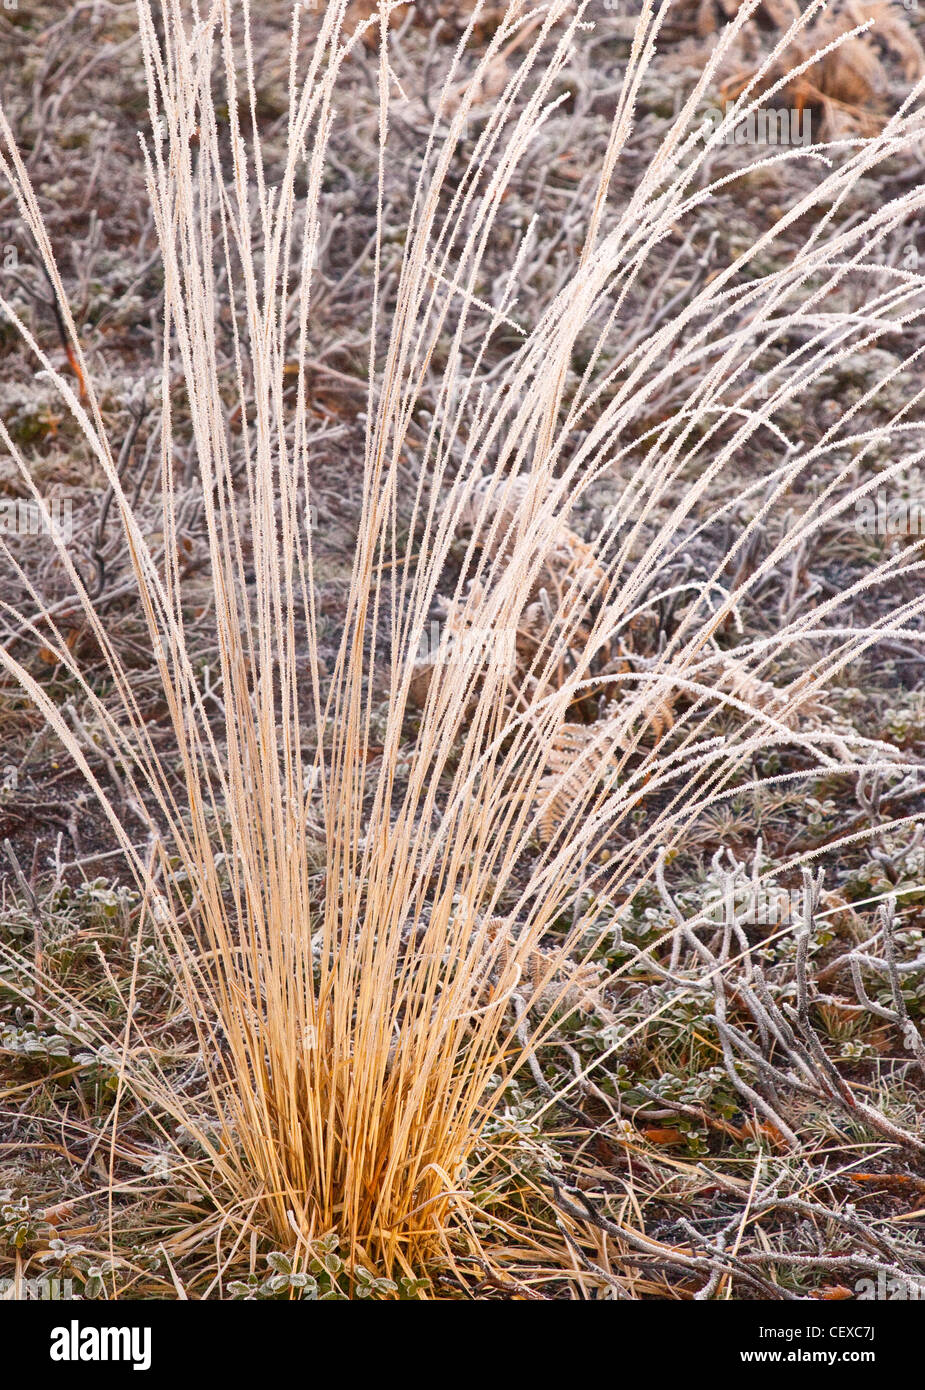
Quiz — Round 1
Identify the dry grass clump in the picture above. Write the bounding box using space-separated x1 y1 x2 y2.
714 0 925 135
687 0 800 37
0 0 923 1294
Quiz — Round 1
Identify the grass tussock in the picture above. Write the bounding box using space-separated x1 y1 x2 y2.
0 0 924 1293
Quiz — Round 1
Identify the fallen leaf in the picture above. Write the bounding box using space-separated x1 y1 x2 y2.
641 1127 686 1145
